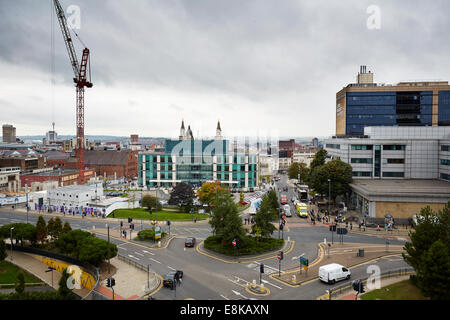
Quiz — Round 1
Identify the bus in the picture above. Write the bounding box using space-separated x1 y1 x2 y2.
296 202 308 218
280 194 288 205
298 189 308 202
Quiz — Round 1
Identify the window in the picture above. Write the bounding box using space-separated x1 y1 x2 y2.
442 145 450 152
441 159 450 166
383 145 405 151
352 171 372 177
326 144 340 149
351 158 373 164
351 145 373 150
386 158 405 164
441 173 450 181
382 172 405 177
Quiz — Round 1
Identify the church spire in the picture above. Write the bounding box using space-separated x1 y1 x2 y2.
215 120 222 140
179 119 186 140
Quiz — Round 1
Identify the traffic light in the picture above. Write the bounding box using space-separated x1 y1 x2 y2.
279 251 284 260
280 223 284 231
359 281 365 293
111 278 115 287
260 264 264 274
128 217 132 223
167 220 171 226
131 223 135 230
106 278 111 287
120 221 123 227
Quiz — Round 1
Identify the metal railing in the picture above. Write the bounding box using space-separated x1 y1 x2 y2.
327 267 415 299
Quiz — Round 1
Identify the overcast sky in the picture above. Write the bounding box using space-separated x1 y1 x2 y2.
1 0 449 140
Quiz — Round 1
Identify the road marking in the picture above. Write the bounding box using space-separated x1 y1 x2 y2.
167 266 176 271
128 254 139 261
143 250 154 255
220 294 230 300
150 258 162 264
261 279 283 290
134 252 144 256
227 278 246 288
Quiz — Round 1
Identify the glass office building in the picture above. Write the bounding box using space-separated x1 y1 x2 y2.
138 139 259 190
335 67 450 136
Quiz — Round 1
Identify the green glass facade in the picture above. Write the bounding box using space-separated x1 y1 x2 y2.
138 140 258 189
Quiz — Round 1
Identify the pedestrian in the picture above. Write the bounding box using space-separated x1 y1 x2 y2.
350 222 352 230
377 224 380 231
346 221 348 228
194 217 197 223
358 223 361 231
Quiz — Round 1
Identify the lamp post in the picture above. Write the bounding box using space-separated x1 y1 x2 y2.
140 190 143 230
25 184 29 224
106 224 110 274
10 227 14 260
328 179 331 215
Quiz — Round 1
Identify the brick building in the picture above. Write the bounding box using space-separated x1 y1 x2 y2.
66 150 138 180
0 150 45 171
20 168 95 190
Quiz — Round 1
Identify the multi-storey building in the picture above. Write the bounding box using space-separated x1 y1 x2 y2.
336 66 450 137
138 121 259 190
2 124 16 143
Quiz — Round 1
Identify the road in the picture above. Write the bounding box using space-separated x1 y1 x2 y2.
0 180 411 300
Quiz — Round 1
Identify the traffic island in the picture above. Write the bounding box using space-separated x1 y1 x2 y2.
270 242 405 287
245 282 271 297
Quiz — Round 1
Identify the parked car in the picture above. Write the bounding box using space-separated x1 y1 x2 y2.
184 237 196 247
318 263 351 284
163 270 184 289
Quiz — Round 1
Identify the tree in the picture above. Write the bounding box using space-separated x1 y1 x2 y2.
288 162 311 184
0 223 37 246
308 159 353 202
419 240 450 300
62 222 72 234
15 270 25 294
0 238 7 261
239 191 245 203
266 190 279 213
53 218 63 240
47 218 55 241
252 194 276 238
58 268 74 300
36 216 47 244
197 181 226 207
169 182 194 213
403 202 450 300
141 195 162 214
310 148 327 173
209 190 246 243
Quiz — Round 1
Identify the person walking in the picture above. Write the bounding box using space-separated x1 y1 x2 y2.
350 222 353 230
377 224 380 231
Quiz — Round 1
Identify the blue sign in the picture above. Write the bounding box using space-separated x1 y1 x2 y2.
300 257 309 266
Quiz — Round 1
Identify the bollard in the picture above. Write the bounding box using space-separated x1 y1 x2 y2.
260 283 265 292
252 280 256 288
158 241 161 248
292 275 296 283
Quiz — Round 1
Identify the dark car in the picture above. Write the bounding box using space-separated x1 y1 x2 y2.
163 270 184 289
185 237 196 247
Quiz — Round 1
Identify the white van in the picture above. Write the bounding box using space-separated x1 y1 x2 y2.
318 263 351 284
283 204 291 217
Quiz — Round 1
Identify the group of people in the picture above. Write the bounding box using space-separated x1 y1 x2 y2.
35 203 106 219
244 216 255 225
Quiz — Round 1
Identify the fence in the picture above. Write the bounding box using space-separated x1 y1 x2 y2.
6 244 100 300
326 267 415 300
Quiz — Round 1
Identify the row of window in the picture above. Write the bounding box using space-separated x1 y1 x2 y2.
442 145 450 152
326 144 341 149
441 173 450 181
441 159 450 166
351 158 372 164
350 145 406 151
141 155 257 164
352 171 404 177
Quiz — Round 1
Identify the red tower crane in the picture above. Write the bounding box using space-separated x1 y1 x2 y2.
53 0 92 184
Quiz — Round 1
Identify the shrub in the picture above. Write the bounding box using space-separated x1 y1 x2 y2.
137 229 167 242
204 235 283 256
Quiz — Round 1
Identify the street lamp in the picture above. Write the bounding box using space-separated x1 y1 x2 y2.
10 227 14 260
25 184 29 224
328 179 331 215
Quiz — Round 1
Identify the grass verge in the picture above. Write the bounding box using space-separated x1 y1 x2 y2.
109 208 210 221
204 235 284 256
360 279 427 300
0 261 41 286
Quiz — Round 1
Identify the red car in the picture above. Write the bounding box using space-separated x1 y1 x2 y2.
280 195 288 205
185 237 196 247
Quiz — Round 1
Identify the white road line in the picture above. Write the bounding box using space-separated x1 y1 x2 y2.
143 250 154 255
261 279 283 290
167 266 176 271
227 278 246 288
134 252 144 256
128 255 140 261
220 294 230 300
234 276 250 285
150 258 162 264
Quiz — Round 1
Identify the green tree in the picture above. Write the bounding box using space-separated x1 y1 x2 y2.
0 238 7 261
288 162 310 184
0 223 37 246
169 182 194 213
239 191 245 203
403 202 450 300
266 190 280 213
15 270 25 294
47 218 55 241
62 222 72 234
36 216 47 244
57 268 74 300
419 240 450 300
209 190 246 243
252 194 276 238
53 218 63 240
141 195 162 214
309 159 353 202
310 148 327 173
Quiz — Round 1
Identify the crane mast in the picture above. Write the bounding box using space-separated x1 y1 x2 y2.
53 0 92 185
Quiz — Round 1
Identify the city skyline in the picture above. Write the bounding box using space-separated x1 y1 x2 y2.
1 0 450 138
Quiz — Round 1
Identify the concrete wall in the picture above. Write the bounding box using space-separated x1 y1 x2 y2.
375 201 446 219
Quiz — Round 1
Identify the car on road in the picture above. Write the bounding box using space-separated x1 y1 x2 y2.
163 270 184 289
184 237 196 247
296 202 308 218
283 204 292 217
280 194 288 205
318 263 351 284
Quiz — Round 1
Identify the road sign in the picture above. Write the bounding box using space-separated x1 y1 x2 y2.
300 257 309 267
155 226 161 240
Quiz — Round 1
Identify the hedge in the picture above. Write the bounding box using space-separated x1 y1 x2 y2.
204 235 283 256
